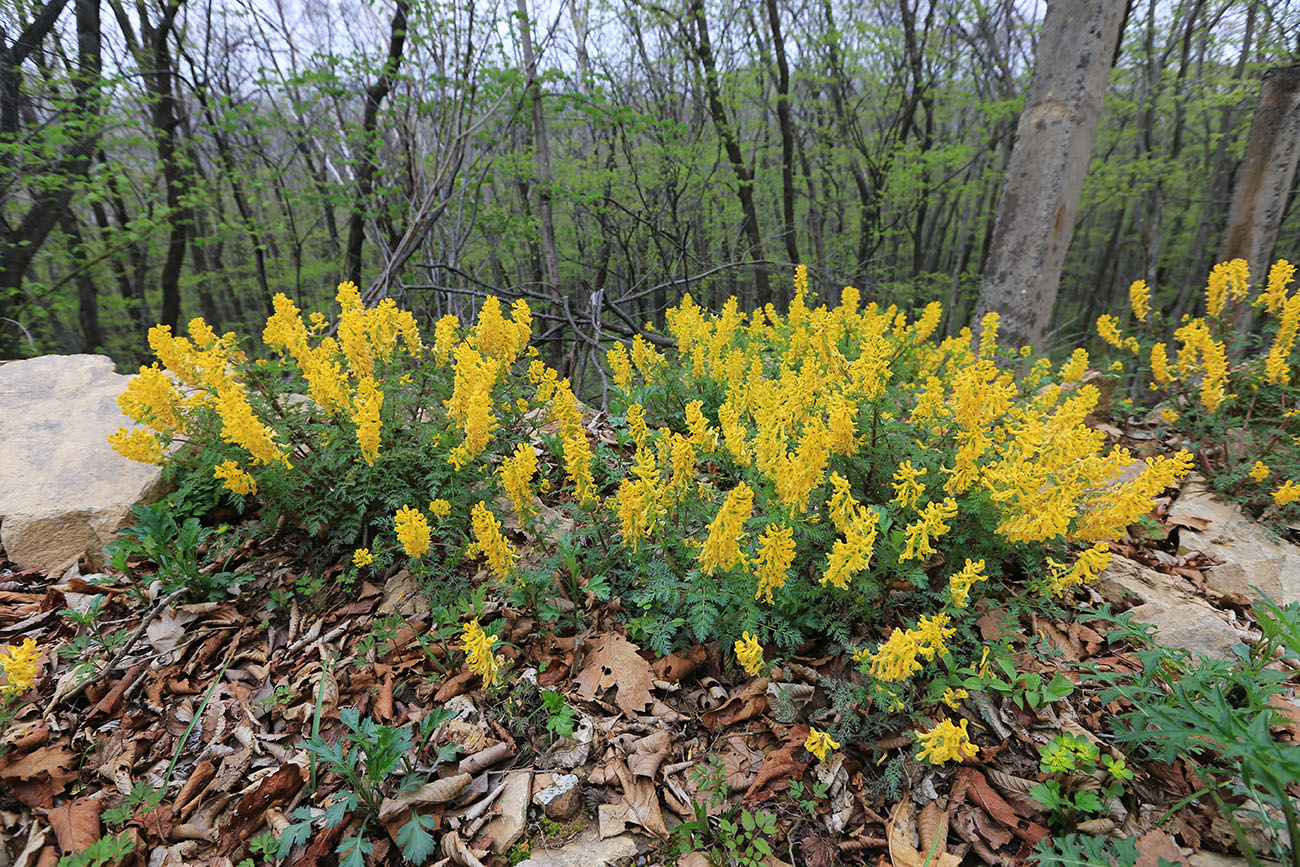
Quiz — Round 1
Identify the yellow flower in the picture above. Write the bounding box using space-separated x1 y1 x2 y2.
353 548 373 568
608 343 634 391
734 632 764 676
109 428 166 465
1257 259 1296 314
804 727 840 762
1046 542 1112 596
947 558 986 609
214 386 290 466
1249 461 1271 482
352 377 383 465
698 483 754 575
1206 259 1249 317
0 637 39 695
940 687 968 710
1266 292 1300 384
1129 280 1151 323
1059 348 1088 383
753 524 796 604
901 498 958 561
1274 481 1300 507
915 717 978 765
461 619 503 689
1097 315 1139 354
891 460 927 510
499 443 538 519
394 505 431 559
213 460 257 496
428 498 452 518
471 501 516 580
1160 407 1179 423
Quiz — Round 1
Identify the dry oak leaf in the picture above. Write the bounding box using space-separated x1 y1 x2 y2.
885 800 961 867
574 632 654 718
746 725 809 803
47 797 102 857
701 678 769 729
0 742 78 808
597 758 670 840
955 769 1048 845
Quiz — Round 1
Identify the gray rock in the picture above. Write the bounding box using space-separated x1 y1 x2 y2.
516 827 639 867
0 355 168 574
1094 556 1244 660
1168 474 1300 605
483 771 532 854
533 774 581 821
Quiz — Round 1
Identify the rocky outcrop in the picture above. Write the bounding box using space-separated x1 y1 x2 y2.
0 355 168 574
1167 473 1300 606
1094 555 1245 660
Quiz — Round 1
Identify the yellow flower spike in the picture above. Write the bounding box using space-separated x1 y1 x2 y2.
1274 481 1300 507
947 558 987 609
698 483 753 576
394 505 431 559
734 632 764 677
1249 461 1271 482
499 443 538 519
109 428 167 465
213 460 257 496
1257 260 1296 314
1059 348 1088 383
428 499 452 518
753 524 796 604
353 548 373 568
940 687 968 710
1266 292 1300 385
0 637 39 695
915 717 978 765
1129 280 1151 323
891 460 927 510
461 619 503 689
1160 407 1179 424
471 502 516 581
804 727 840 762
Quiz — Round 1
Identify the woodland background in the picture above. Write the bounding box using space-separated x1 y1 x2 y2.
2 0 1299 374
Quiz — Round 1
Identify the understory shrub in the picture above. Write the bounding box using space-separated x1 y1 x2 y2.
109 261 1300 759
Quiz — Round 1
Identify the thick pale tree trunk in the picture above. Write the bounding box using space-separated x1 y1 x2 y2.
1221 66 1300 291
975 0 1126 350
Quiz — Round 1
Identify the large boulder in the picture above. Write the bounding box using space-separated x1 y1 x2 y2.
0 355 168 574
1093 555 1244 660
1167 473 1300 606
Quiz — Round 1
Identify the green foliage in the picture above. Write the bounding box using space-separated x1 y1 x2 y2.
672 756 780 867
1086 595 1300 865
1033 833 1178 867
108 502 247 601
540 688 576 739
277 706 459 865
55 833 136 867
1028 732 1130 830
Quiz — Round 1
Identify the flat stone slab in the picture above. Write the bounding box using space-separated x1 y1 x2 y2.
1094 556 1244 660
1168 474 1300 605
0 355 167 574
516 827 639 867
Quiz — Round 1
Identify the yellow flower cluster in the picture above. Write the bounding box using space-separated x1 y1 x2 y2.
470 501 516 580
1249 461 1271 482
461 619 503 689
947 558 987 609
868 613 955 683
499 444 538 519
1 637 39 696
1205 258 1250 317
1045 542 1113 596
394 505 431 559
213 460 257 496
353 548 373 568
915 717 978 765
1097 315 1139 354
804 727 840 762
1129 280 1151 323
1274 481 1300 507
752 524 795 603
1257 260 1296 315
734 631 764 676
699 483 754 575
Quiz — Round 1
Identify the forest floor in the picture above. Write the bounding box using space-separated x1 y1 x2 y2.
1 418 1296 867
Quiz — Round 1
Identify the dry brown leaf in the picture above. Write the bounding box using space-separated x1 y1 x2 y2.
0 742 78 808
747 725 809 802
46 797 101 857
628 730 673 779
1135 829 1189 867
885 800 961 867
597 758 669 840
957 769 1049 845
701 678 768 728
378 773 471 821
574 632 654 717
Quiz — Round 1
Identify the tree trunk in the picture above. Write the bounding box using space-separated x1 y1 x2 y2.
345 0 410 289
1221 64 1300 346
974 0 1126 350
516 0 561 291
764 0 798 266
